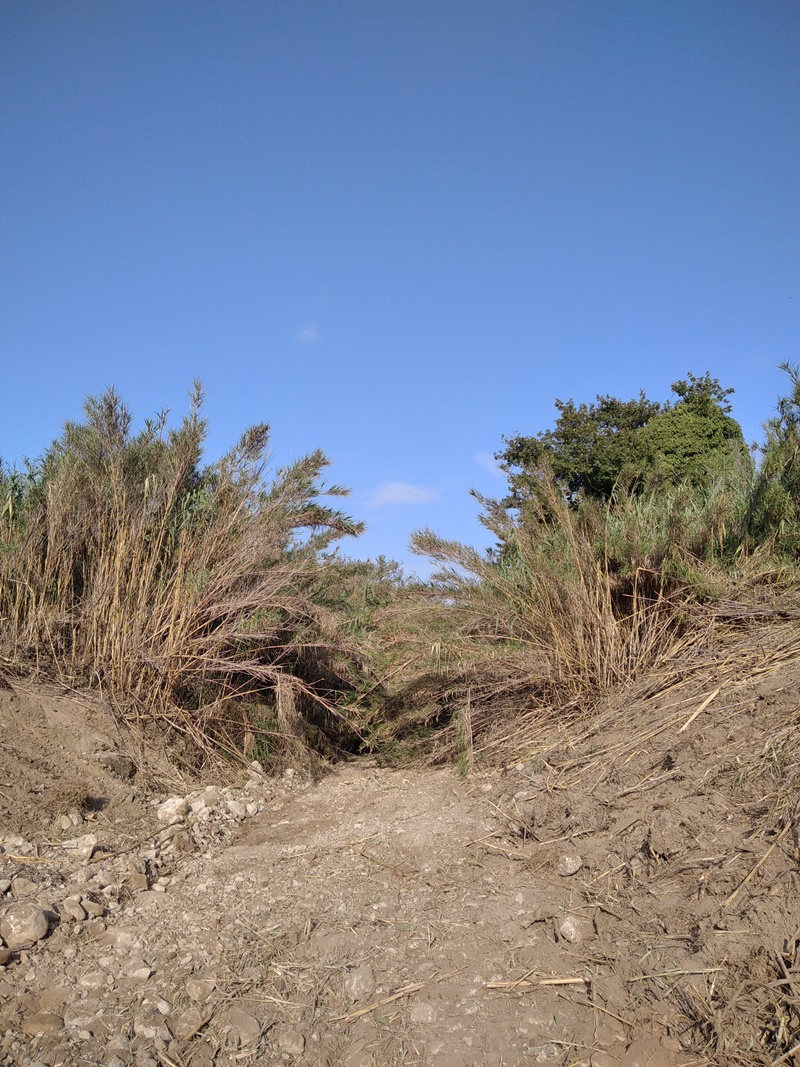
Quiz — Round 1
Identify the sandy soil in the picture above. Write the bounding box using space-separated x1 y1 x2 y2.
1 622 799 1067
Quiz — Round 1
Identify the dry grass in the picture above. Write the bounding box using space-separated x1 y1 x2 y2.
0 385 367 765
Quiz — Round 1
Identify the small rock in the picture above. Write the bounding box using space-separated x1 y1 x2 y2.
226 800 246 820
83 898 106 918
78 969 107 991
409 1001 437 1024
218 1005 261 1047
556 852 583 877
0 947 11 965
0 902 49 949
61 833 98 861
555 915 582 943
61 896 87 922
141 993 172 1015
22 1012 63 1036
343 963 376 1001
275 1029 305 1057
0 879 10 895
186 977 216 1002
89 868 116 889
529 1044 560 1063
245 802 259 817
172 1005 207 1039
156 796 188 826
133 1008 171 1041
93 751 136 779
11 876 38 897
127 959 154 982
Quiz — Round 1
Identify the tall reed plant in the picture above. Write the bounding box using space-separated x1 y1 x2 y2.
0 385 366 762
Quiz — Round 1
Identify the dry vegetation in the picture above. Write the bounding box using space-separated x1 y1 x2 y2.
0 385 371 768
1 375 800 1061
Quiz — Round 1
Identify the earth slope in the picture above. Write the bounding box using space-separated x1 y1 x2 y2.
0 619 799 1066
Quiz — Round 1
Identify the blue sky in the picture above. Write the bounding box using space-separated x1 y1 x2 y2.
2 1 798 574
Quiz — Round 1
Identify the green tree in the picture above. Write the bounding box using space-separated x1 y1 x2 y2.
497 372 746 509
639 372 748 486
498 392 661 506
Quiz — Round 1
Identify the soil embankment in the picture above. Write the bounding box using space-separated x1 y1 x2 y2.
1 628 799 1066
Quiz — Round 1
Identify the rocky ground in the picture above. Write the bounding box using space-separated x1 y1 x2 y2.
1 621 800 1066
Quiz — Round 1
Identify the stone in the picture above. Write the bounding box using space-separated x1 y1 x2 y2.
129 871 149 892
409 1001 437 1024
343 963 376 1000
83 898 106 918
556 852 583 877
78 969 107 991
62 833 98 861
141 993 172 1015
555 915 582 943
218 1005 262 1046
0 902 49 949
22 1012 63 1036
529 1044 560 1063
171 1006 207 1040
275 1028 305 1057
226 800 247 820
186 977 216 1002
0 948 11 965
133 1008 171 1041
61 896 87 922
156 796 188 826
93 751 136 779
11 876 38 897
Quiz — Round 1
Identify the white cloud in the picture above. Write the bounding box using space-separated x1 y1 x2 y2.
367 482 437 507
295 324 321 344
475 450 503 477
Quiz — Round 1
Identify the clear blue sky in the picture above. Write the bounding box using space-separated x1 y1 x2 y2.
2 1 798 573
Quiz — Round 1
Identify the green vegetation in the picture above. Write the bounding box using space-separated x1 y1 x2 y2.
498 371 749 508
1 367 800 773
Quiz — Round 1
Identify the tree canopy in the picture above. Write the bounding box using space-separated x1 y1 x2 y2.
497 372 748 508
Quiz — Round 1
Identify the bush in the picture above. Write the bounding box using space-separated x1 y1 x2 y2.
0 384 368 765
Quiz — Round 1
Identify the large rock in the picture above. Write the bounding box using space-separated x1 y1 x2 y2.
0 901 49 949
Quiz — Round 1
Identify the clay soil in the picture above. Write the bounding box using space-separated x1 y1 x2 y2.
1 617 799 1067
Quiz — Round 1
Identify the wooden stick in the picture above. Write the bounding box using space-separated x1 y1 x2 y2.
627 968 721 983
677 686 721 733
331 982 424 1023
772 1038 800 1065
723 820 794 909
571 996 634 1028
486 977 587 989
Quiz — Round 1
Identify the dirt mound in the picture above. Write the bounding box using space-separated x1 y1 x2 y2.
0 620 799 1066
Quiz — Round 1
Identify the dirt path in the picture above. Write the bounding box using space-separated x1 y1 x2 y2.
1 757 692 1067
2 648 800 1066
